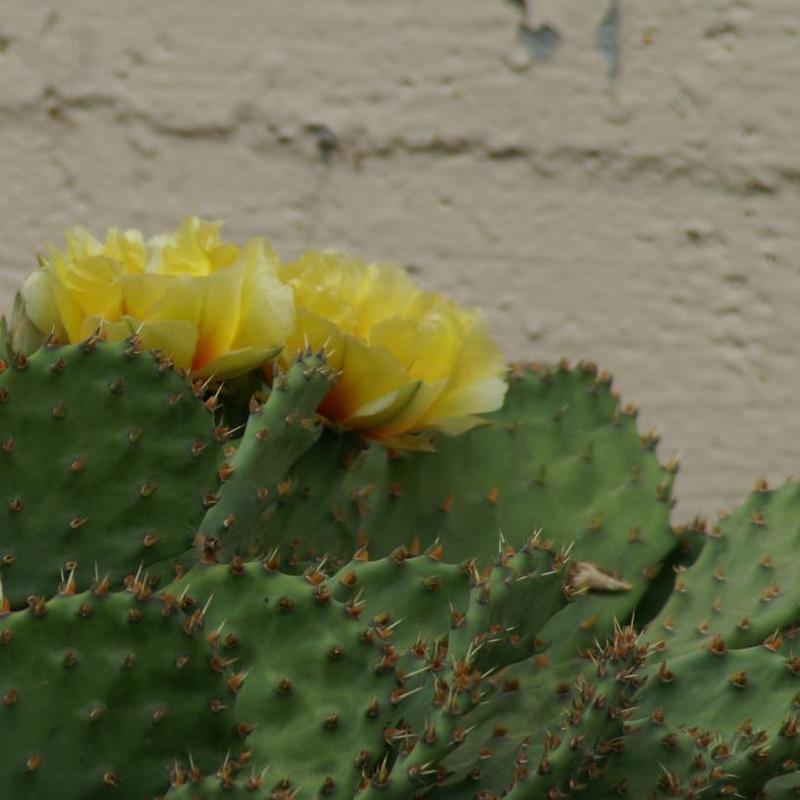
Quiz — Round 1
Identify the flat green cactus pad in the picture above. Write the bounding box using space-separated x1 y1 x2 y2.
248 361 683 658
0 339 219 607
647 478 800 657
0 585 241 800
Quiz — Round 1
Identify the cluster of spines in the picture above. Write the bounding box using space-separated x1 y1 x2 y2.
497 623 651 800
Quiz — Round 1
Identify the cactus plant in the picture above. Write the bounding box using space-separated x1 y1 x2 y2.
1 220 799 799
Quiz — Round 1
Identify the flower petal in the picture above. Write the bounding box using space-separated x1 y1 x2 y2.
197 345 283 379
281 307 346 372
137 319 200 371
145 265 245 372
15 219 296 382
79 315 136 342
321 334 411 425
367 379 444 438
283 252 508 446
426 376 508 426
155 217 240 276
231 239 294 351
118 273 174 318
19 271 63 339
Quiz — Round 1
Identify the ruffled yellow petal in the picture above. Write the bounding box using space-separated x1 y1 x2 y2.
104 229 146 273
282 251 357 301
230 239 294 351
63 227 103 261
143 276 202 327
9 291 49 354
61 256 124 320
192 264 245 369
426 377 508 430
346 381 424 430
19 270 63 339
198 345 284 380
281 307 345 373
281 252 367 333
284 251 507 446
154 217 240 276
137 319 200 371
79 315 135 342
367 380 444 438
353 262 420 337
322 334 411 425
365 317 457 434
144 266 242 373
48 269 87 342
372 314 460 381
118 273 174 318
13 218 504 424
422 316 507 424
14 218 294 380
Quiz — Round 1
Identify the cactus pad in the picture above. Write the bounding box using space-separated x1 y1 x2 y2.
0 338 218 607
0 584 241 800
647 479 800 657
206 351 333 558
254 361 683 658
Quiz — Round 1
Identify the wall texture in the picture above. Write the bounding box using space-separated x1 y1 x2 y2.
1 0 798 522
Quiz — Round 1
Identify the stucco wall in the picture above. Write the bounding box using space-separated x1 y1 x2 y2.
1 0 798 523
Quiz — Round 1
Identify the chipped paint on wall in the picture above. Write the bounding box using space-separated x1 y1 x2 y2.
509 0 622 77
595 0 621 78
518 22 561 61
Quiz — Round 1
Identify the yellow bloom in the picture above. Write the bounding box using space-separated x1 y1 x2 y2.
279 251 507 448
15 217 294 378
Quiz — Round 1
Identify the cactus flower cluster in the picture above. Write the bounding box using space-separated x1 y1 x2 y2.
0 220 798 799
13 218 507 447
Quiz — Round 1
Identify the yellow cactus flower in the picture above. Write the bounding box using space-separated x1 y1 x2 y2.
279 251 507 449
14 217 294 378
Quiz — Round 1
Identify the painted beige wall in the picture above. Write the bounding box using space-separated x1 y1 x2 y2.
1 0 798 523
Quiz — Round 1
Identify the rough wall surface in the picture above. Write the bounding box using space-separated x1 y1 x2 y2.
0 0 798 522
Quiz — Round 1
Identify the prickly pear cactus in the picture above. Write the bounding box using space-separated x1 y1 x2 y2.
1 333 799 798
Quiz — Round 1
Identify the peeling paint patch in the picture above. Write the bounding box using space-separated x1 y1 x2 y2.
595 0 621 79
518 23 561 61
306 124 338 164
